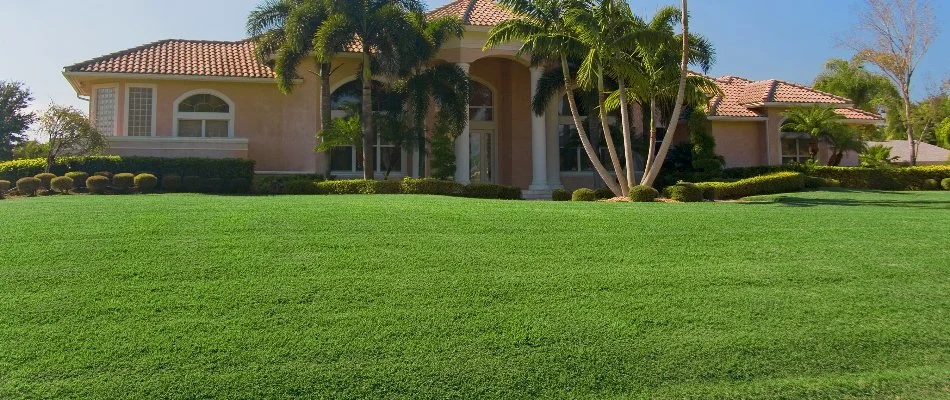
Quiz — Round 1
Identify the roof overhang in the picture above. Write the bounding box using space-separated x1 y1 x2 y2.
841 118 886 126
63 71 299 95
707 116 768 122
743 101 856 108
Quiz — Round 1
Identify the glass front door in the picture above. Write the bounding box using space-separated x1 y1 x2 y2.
470 130 494 183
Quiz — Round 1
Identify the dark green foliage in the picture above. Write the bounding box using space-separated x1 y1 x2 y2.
400 178 463 196
629 185 659 202
376 180 403 195
572 188 598 202
664 182 704 203
50 176 73 194
315 180 385 195
922 179 939 190
15 177 40 196
724 165 950 191
134 174 158 193
0 156 255 184
460 183 522 200
33 173 56 190
697 173 806 200
65 172 89 188
85 175 109 194
93 171 113 179
112 173 134 193
429 127 456 180
0 180 10 193
594 187 614 199
253 174 325 195
942 178 950 190
162 175 182 193
202 178 224 194
285 179 319 195
0 81 35 161
229 178 251 194
182 176 202 193
551 188 571 201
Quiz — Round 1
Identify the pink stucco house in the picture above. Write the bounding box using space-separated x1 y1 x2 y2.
63 0 881 197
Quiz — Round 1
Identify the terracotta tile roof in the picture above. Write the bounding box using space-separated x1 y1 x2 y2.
428 0 512 26
65 39 276 79
770 81 850 105
833 107 881 121
707 75 880 122
708 76 767 118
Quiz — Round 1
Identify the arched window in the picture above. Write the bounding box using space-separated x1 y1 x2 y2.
470 81 493 121
174 91 233 138
327 80 402 174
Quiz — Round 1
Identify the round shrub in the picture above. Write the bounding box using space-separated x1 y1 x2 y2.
594 187 615 200
942 178 950 191
112 173 135 193
572 188 598 202
285 179 318 195
93 171 113 179
922 178 939 190
162 175 182 192
664 182 704 203
50 176 74 194
65 172 89 188
16 177 41 196
86 175 110 194
182 176 202 192
552 188 571 201
134 173 158 193
629 185 659 202
0 180 11 193
34 173 56 190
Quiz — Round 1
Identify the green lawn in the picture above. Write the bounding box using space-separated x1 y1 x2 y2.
1 190 949 399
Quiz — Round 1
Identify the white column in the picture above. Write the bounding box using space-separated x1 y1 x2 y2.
529 66 550 192
455 62 471 184
546 100 563 188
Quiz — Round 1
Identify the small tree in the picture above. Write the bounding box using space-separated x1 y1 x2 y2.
429 121 456 180
0 81 36 161
37 105 107 172
12 140 50 160
860 144 899 167
782 107 846 160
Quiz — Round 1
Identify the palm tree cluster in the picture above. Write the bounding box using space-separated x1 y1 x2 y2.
247 0 470 179
781 107 866 166
485 0 716 195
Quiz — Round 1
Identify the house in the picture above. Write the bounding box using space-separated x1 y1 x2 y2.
62 0 882 197
841 140 950 166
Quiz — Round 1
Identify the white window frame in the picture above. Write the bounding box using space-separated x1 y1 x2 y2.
91 84 119 136
172 89 235 138
124 84 157 137
327 78 405 175
469 80 495 122
781 137 811 164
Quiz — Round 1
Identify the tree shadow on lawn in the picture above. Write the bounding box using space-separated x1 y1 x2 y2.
741 189 950 210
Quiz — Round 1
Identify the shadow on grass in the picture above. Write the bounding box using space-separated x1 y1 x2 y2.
742 190 950 210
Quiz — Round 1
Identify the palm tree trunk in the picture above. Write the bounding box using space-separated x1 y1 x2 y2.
597 74 627 196
903 86 916 166
642 0 690 188
617 80 635 192
643 98 658 178
361 51 374 180
320 62 332 175
561 56 620 195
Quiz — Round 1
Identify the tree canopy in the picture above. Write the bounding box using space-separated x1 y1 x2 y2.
0 81 36 161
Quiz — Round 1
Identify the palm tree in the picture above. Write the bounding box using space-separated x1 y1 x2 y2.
859 144 899 167
313 0 425 179
781 107 846 161
823 128 867 166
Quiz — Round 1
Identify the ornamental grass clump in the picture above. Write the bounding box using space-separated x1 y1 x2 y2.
50 176 74 194
134 174 158 193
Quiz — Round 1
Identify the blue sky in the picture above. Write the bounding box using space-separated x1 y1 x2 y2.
1 0 947 118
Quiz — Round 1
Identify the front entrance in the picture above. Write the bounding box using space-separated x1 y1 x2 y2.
470 129 495 183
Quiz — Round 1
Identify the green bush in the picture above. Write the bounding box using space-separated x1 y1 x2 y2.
805 176 841 189
460 183 522 200
182 176 202 193
0 156 255 184
552 188 571 201
315 180 382 195
285 179 318 195
572 188 598 202
724 165 950 191
86 175 110 194
202 178 224 193
16 177 41 196
942 178 950 191
229 178 251 194
696 172 806 200
65 172 89 188
922 179 939 190
34 173 56 190
664 182 704 203
134 174 158 193
50 176 74 194
253 174 325 195
400 178 463 196
0 180 10 193
162 175 182 192
594 187 615 200
112 173 135 193
93 171 113 179
629 185 659 202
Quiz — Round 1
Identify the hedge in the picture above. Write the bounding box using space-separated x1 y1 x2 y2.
254 174 325 195
696 172 805 200
551 188 571 201
724 165 950 191
400 178 463 196
572 188 598 202
460 183 523 200
664 182 704 203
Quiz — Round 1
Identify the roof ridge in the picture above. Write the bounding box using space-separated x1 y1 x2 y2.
65 39 255 72
774 79 851 104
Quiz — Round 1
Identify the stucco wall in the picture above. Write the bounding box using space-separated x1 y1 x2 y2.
711 121 766 168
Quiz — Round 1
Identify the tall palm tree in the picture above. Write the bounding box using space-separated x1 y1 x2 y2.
313 0 425 179
781 107 847 161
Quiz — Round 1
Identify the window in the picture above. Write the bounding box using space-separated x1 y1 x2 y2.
470 81 493 121
782 137 811 164
126 86 155 136
328 80 402 173
558 95 621 172
94 87 116 136
175 92 233 138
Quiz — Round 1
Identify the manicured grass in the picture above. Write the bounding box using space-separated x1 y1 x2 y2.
1 190 949 399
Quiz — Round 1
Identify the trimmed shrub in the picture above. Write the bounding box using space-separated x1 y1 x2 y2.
724 165 950 191
202 177 224 193
594 187 615 200
285 179 318 195
572 188 598 202
34 173 56 190
65 172 89 188
460 183 522 200
922 178 939 190
229 178 251 194
112 173 135 193
400 178 463 196
50 176 74 194
16 177 41 196
162 175 182 192
805 176 842 189
0 156 255 183
942 178 950 191
93 171 113 179
696 172 806 200
182 176 202 193
315 180 381 195
134 173 158 193
86 175 110 194
253 174 325 195
0 180 11 193
629 185 659 202
552 188 571 201
664 182 704 203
